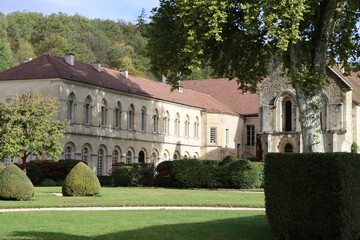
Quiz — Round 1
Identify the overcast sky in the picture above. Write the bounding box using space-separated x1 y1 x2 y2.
0 0 159 23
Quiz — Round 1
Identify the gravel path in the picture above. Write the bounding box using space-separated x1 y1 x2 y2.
0 206 265 212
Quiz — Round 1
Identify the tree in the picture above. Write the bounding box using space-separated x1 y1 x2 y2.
0 91 67 173
149 0 360 152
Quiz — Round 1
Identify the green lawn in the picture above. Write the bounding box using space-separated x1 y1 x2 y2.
0 187 265 208
0 210 275 240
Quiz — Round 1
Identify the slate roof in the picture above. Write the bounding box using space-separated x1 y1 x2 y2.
0 54 237 115
182 79 259 116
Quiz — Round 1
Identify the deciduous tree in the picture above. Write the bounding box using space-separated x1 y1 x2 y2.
0 91 67 172
148 0 360 152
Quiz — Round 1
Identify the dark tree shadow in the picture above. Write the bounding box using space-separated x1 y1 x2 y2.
11 215 276 240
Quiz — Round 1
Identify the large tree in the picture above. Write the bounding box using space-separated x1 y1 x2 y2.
0 91 67 172
148 0 360 152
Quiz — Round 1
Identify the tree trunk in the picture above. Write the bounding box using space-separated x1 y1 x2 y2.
21 152 28 173
295 86 324 152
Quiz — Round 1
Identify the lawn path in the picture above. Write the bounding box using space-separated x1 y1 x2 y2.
0 206 265 212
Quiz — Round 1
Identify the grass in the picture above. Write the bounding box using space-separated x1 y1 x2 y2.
0 210 275 240
0 187 265 208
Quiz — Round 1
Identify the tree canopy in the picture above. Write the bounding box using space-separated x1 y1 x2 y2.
148 0 360 152
0 91 67 172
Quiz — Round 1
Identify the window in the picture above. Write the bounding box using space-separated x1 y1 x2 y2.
97 149 104 176
153 109 159 133
112 150 119 165
151 152 157 164
84 96 92 125
141 107 146 131
115 101 121 129
101 99 107 127
285 100 292 131
126 151 132 164
184 115 190 137
82 147 89 163
225 129 229 145
4 157 13 167
210 127 217 144
194 117 199 138
246 125 255 146
128 104 135 130
163 111 170 134
175 113 180 136
67 93 75 122
173 151 180 160
138 150 145 163
65 146 72 160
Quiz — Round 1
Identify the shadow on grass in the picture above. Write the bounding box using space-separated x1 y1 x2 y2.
11 215 276 240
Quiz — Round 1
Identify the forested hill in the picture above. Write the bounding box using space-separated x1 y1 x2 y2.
0 11 152 78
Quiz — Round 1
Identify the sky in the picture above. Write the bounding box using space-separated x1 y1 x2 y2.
0 0 159 23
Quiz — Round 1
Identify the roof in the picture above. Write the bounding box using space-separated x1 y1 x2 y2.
330 67 360 104
0 54 237 115
182 79 259 116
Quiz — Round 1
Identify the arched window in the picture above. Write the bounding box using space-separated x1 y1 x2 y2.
112 150 119 165
67 93 75 122
153 109 159 133
138 150 145 163
128 104 135 130
184 115 190 137
175 113 180 136
173 151 180 160
284 143 293 153
194 117 199 138
82 147 89 163
163 111 170 134
64 146 72 160
101 99 107 127
126 151 132 164
84 96 92 125
141 107 146 131
285 100 292 132
97 149 105 176
114 101 121 129
151 152 157 164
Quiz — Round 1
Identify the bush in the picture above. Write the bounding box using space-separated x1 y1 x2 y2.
0 164 34 200
265 153 360 240
0 166 5 173
154 161 174 187
24 160 44 185
112 164 155 187
220 155 238 166
62 162 101 196
172 160 221 188
225 160 262 189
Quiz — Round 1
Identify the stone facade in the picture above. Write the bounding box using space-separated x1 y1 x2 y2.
258 66 358 155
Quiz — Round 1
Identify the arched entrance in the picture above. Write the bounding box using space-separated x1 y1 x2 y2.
138 150 145 163
284 143 293 153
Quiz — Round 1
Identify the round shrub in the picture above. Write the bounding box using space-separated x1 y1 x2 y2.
154 161 174 187
0 164 35 200
62 162 101 196
226 160 262 189
112 166 132 187
220 155 238 166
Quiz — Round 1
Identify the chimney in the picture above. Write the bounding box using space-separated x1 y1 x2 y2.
120 70 128 78
65 53 75 66
177 80 183 93
92 62 102 72
161 75 167 84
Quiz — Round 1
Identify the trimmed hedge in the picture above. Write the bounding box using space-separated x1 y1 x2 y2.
225 160 262 189
265 153 360 240
0 164 34 200
112 163 155 187
220 155 238 166
62 162 101 196
154 161 174 187
172 160 221 188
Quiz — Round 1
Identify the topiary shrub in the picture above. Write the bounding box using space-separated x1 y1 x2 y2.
62 162 101 196
220 155 238 166
154 161 174 187
226 160 262 189
0 164 34 200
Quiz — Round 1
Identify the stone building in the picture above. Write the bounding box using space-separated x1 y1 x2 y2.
258 66 360 155
0 54 259 175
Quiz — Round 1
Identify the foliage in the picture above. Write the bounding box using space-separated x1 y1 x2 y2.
0 164 34 200
154 161 174 187
1 12 152 78
0 166 5 173
149 0 360 152
220 155 238 166
265 153 360 239
112 163 155 187
225 160 262 189
351 142 359 153
62 162 101 196
0 90 67 171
